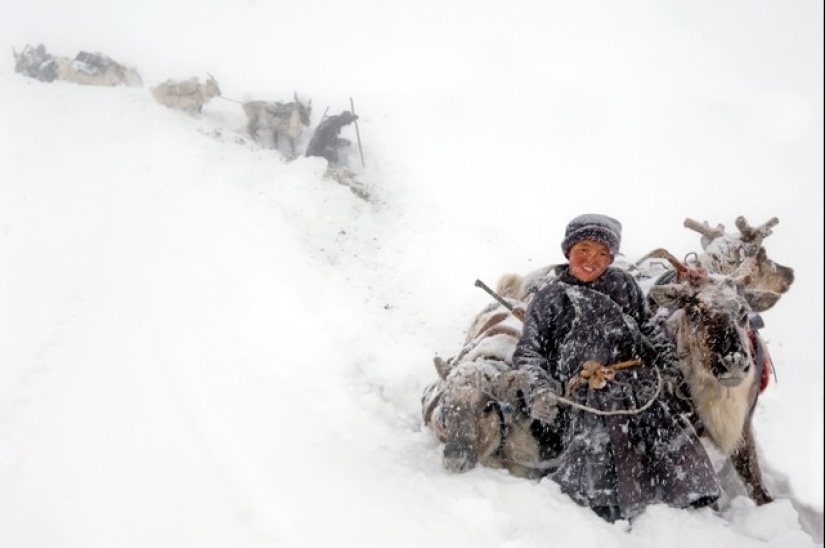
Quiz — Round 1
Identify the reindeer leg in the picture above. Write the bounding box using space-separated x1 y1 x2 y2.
283 136 297 161
730 420 773 505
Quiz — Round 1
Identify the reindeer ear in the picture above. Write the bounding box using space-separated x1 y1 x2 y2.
649 284 690 309
733 257 758 277
434 356 452 380
744 289 781 313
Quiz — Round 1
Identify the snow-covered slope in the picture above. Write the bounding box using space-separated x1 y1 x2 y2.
1 12 822 540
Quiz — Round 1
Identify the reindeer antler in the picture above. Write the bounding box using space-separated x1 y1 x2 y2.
684 217 725 240
637 248 706 284
636 247 686 273
735 216 779 243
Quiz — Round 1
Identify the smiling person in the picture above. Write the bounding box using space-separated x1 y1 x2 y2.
512 214 720 523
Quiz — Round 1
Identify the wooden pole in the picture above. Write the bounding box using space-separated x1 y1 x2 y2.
350 97 365 168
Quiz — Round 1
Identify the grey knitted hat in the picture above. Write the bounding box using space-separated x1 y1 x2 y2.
561 214 622 259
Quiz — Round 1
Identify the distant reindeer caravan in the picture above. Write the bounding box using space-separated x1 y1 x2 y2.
11 43 370 191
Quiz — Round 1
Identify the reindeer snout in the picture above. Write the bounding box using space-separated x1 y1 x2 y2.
443 440 478 473
717 352 751 387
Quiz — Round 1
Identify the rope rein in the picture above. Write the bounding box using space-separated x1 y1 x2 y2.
535 359 662 417
556 364 662 417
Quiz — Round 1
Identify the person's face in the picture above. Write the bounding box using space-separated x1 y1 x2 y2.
568 240 612 283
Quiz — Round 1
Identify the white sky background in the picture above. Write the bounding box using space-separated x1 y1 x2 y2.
1 1 822 546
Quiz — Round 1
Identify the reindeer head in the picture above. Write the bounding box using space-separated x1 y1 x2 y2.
437 380 500 473
13 44 56 80
204 73 221 99
649 254 779 387
684 216 795 300
294 91 312 126
426 300 524 474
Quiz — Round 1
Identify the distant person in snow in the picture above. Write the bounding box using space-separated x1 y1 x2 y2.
512 213 720 523
305 110 359 166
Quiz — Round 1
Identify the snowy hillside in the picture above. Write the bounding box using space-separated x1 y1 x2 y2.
2 1 823 546
1 68 822 547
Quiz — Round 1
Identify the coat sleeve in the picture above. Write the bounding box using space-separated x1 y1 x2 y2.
512 288 562 402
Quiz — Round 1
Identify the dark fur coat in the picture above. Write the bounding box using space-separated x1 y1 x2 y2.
513 265 720 520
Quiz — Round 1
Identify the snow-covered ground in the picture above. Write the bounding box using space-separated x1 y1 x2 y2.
1 1 822 546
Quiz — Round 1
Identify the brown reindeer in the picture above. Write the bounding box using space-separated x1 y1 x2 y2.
628 217 792 506
646 249 780 505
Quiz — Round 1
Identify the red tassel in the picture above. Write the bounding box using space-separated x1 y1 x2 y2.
749 330 772 393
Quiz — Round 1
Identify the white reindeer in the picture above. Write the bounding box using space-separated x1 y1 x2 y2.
150 74 222 114
242 93 312 159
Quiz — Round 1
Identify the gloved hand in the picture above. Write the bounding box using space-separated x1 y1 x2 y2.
529 390 559 424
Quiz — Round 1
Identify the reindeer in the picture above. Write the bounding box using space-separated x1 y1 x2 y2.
422 295 546 478
646 249 780 505
242 93 312 159
681 216 794 298
12 44 59 82
150 74 221 114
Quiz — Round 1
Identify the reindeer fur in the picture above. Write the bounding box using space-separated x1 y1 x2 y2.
665 309 757 455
